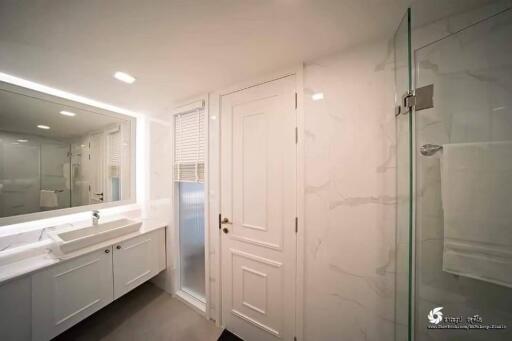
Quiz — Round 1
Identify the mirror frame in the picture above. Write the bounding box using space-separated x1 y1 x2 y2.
0 80 137 226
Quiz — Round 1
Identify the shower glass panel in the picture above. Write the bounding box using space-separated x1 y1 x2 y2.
394 8 413 341
413 8 512 340
40 143 71 210
178 182 206 300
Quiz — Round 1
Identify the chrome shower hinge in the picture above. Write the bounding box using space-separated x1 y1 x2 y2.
395 84 434 116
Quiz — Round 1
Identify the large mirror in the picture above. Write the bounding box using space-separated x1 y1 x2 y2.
0 82 135 223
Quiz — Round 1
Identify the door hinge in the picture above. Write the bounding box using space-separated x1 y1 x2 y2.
295 217 298 233
294 92 298 109
295 127 298 144
395 84 434 116
218 213 222 230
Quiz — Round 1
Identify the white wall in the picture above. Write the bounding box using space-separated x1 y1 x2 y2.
302 40 397 341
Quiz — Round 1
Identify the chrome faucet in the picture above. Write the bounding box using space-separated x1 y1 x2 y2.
92 210 100 225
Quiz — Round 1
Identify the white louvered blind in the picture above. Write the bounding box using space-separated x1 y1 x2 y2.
174 109 205 182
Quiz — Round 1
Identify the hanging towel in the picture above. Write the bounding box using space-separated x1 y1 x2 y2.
40 190 58 209
441 141 512 288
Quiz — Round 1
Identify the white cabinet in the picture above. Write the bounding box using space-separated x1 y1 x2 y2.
32 247 114 341
113 228 165 299
0 276 32 341
29 228 165 341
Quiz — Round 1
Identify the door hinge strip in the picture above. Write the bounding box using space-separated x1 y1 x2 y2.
294 92 298 109
295 217 298 233
218 213 222 230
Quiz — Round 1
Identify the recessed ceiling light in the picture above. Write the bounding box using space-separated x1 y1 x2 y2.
17 139 28 143
312 92 324 101
114 71 136 84
60 110 76 117
37 125 50 130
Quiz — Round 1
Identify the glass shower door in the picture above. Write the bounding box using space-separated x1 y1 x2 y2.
413 8 512 341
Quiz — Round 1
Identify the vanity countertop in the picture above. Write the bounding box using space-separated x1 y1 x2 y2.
0 217 167 286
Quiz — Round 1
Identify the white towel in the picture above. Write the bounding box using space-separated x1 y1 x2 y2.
40 190 58 208
441 141 512 288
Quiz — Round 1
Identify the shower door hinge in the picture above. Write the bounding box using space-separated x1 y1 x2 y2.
295 217 298 233
395 84 434 116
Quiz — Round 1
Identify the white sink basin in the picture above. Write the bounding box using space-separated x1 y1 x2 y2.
49 218 142 255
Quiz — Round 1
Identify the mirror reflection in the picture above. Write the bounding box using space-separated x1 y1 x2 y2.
0 87 133 219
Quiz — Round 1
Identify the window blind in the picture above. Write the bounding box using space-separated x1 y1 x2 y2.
109 131 121 167
174 109 205 182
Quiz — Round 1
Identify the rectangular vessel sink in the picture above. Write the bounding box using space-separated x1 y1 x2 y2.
49 218 142 255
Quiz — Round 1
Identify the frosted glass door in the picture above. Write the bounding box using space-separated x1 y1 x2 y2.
178 182 205 299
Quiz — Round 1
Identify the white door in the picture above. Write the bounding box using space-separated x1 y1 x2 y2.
113 229 166 299
32 247 114 340
89 132 105 204
220 76 297 341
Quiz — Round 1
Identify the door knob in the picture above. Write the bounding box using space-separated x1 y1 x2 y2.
116 245 121 250
222 227 229 234
221 217 232 224
104 249 110 254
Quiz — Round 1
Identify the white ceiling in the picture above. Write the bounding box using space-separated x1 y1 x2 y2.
0 89 124 140
0 0 411 117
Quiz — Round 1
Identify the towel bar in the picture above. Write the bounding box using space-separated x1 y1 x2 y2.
420 144 443 156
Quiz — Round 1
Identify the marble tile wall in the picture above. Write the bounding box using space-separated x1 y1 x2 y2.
146 118 175 294
303 40 397 341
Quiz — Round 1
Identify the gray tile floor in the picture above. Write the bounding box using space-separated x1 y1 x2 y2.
54 282 221 341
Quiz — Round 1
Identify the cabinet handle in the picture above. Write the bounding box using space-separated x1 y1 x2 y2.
116 245 121 250
104 249 110 254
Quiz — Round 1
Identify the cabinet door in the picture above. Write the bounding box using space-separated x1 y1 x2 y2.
113 229 165 299
0 276 31 341
32 247 114 341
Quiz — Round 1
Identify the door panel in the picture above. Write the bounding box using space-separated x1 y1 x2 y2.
221 76 297 341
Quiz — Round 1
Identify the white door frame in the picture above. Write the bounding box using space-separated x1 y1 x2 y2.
170 96 211 318
208 64 305 340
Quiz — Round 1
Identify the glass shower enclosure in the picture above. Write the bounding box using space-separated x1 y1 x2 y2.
395 1 512 340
